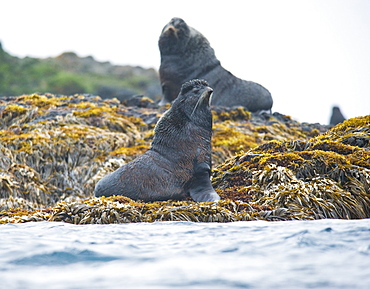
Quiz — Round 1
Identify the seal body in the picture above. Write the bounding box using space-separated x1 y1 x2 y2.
94 79 220 202
158 17 273 112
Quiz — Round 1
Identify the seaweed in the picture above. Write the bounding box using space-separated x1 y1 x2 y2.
1 93 369 223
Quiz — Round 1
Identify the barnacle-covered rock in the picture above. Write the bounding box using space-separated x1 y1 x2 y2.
0 93 369 224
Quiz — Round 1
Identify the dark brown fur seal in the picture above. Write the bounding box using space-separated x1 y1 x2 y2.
94 79 220 202
158 17 273 112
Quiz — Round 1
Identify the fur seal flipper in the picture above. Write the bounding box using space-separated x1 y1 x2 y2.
188 162 219 202
94 79 220 202
158 17 273 112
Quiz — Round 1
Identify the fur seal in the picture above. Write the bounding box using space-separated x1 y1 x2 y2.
158 17 273 112
94 79 220 202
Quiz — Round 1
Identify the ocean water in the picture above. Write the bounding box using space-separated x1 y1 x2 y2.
0 219 369 289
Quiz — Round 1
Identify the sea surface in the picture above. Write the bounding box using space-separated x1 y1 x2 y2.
0 219 369 289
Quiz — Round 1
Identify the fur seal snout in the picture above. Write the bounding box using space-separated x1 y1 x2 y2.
158 17 273 112
94 79 220 203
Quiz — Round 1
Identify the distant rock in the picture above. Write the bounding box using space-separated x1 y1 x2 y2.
0 45 161 99
96 86 138 102
329 106 346 125
51 52 158 80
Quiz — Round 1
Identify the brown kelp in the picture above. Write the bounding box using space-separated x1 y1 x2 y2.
213 116 370 220
1 93 369 224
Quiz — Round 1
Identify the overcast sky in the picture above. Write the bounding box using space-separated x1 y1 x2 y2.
1 0 369 124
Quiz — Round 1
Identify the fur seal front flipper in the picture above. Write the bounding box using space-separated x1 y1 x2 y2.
94 79 220 202
187 162 220 202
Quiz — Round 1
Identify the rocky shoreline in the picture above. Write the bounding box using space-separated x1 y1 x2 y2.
0 93 369 223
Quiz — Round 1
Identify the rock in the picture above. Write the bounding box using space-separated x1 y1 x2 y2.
0 93 369 223
329 106 346 126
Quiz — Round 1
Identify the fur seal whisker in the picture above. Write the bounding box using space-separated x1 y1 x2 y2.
191 89 213 117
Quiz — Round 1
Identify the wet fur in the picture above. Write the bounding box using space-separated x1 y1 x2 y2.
94 79 220 202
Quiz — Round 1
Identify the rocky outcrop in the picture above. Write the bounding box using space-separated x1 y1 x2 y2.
0 93 369 223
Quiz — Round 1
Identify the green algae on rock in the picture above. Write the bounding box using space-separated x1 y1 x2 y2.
1 93 369 224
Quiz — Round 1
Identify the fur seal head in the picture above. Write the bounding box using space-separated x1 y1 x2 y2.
158 17 273 112
94 79 220 203
159 17 193 55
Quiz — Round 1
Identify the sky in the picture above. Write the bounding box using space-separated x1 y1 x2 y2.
1 0 369 125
